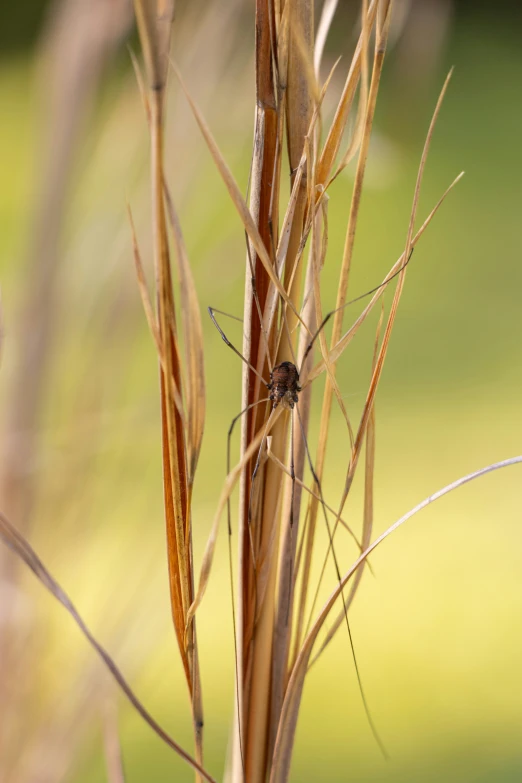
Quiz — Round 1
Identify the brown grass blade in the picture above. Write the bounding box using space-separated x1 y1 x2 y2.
270 456 522 783
0 511 217 783
164 186 206 487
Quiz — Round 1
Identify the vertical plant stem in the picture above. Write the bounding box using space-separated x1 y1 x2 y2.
240 2 315 779
269 243 316 761
235 0 279 778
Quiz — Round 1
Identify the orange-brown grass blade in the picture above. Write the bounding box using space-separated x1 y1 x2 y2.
0 511 217 783
138 15 191 668
270 456 522 783
164 186 206 489
133 2 204 773
163 184 206 759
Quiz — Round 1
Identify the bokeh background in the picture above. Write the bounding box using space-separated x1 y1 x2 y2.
0 1 521 781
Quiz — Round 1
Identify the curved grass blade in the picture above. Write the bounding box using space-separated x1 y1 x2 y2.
0 511 217 783
270 456 522 783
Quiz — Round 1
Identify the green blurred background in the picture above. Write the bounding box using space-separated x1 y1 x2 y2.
0 1 521 781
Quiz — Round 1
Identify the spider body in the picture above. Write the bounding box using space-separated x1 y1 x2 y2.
268 361 301 410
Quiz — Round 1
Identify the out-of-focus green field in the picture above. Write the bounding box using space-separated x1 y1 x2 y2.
0 7 521 783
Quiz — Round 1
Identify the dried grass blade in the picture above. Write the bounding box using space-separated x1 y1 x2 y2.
310 304 382 664
311 180 354 444
133 5 203 772
270 456 522 783
306 69 457 650
164 186 206 487
127 205 186 421
162 181 207 764
134 0 191 632
340 69 456 503
305 171 465 385
316 0 378 186
0 511 217 783
328 0 370 184
258 60 339 379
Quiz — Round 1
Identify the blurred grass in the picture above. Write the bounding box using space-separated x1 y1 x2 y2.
0 8 521 783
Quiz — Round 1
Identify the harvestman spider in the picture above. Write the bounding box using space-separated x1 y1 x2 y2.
208 250 413 758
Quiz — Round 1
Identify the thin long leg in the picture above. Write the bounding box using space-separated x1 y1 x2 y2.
285 407 296 627
264 443 373 566
227 399 271 537
300 248 415 372
208 307 270 387
225 397 269 781
294 404 388 759
247 414 274 539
